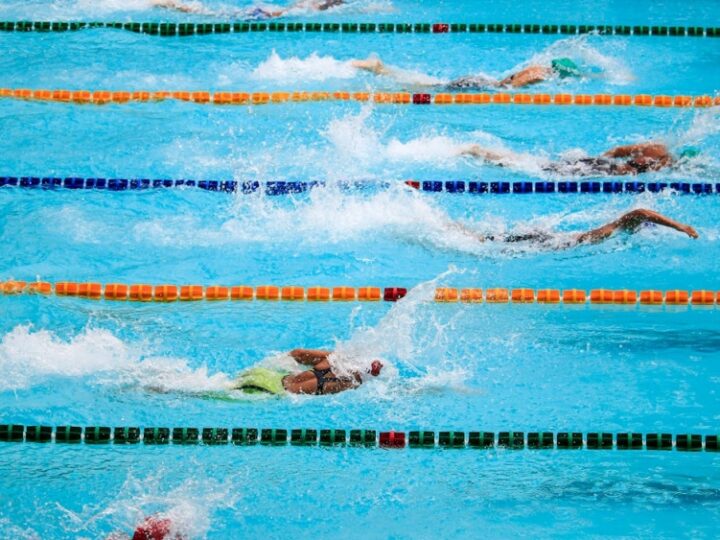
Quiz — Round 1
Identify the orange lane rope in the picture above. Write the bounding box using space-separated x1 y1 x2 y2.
1 281 718 306
1 88 718 108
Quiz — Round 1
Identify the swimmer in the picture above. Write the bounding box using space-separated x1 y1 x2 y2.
450 208 698 250
351 56 583 89
233 349 383 395
152 0 343 19
106 516 185 540
460 142 701 177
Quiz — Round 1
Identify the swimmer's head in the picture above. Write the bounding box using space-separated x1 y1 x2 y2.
369 360 384 377
678 146 701 160
551 58 581 78
132 516 174 540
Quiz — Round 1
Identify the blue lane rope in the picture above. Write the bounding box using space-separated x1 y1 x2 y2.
1 425 717 450
1 176 718 195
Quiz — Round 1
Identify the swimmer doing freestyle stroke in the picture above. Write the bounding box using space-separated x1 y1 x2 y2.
460 141 701 177
352 56 586 89
152 0 344 19
233 349 383 395
447 208 698 250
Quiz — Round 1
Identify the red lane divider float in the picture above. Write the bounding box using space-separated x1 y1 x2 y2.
1 281 719 306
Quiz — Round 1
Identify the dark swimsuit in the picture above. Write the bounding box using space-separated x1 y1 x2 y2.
484 232 554 244
542 157 620 176
445 75 497 90
313 368 356 395
542 157 653 176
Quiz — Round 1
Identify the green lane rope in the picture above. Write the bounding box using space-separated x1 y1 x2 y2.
0 21 717 37
2 425 717 451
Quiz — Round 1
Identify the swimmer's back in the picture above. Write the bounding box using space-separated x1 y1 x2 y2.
445 74 497 90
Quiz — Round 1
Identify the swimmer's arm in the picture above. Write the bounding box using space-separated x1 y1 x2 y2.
499 66 552 88
603 143 666 158
289 348 332 365
576 208 698 244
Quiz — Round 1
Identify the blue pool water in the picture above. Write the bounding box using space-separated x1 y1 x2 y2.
1 1 720 538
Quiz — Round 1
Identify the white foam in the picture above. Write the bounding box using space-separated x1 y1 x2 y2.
0 519 39 540
331 268 458 373
58 471 239 538
322 105 551 175
312 269 493 399
0 325 232 393
510 34 635 86
252 50 358 82
677 108 720 142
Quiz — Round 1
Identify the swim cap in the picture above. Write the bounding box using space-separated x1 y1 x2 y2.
132 517 172 540
370 360 383 377
679 146 701 159
551 58 581 78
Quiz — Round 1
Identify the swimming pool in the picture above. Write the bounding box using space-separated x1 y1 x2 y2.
1 0 720 537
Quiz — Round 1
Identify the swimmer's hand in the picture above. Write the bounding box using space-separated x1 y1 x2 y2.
680 224 699 239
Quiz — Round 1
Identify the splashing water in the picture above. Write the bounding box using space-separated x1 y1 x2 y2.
0 325 232 393
57 469 240 538
249 34 630 88
321 104 550 175
332 268 457 371
512 33 635 85
252 50 358 82
42 177 666 261
136 185 494 255
327 267 485 396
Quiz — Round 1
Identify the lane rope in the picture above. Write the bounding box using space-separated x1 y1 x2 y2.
0 21 718 38
2 88 719 108
1 177 718 196
1 281 718 306
406 180 719 195
0 425 716 451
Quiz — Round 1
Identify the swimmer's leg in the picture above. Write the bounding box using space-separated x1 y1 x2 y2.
351 57 441 87
351 57 393 76
575 209 699 244
439 219 489 243
152 0 198 13
458 144 519 166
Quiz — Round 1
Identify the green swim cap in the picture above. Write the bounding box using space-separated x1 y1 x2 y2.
679 146 701 159
551 57 581 78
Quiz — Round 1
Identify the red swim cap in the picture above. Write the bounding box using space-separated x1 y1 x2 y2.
370 360 383 377
132 517 172 540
